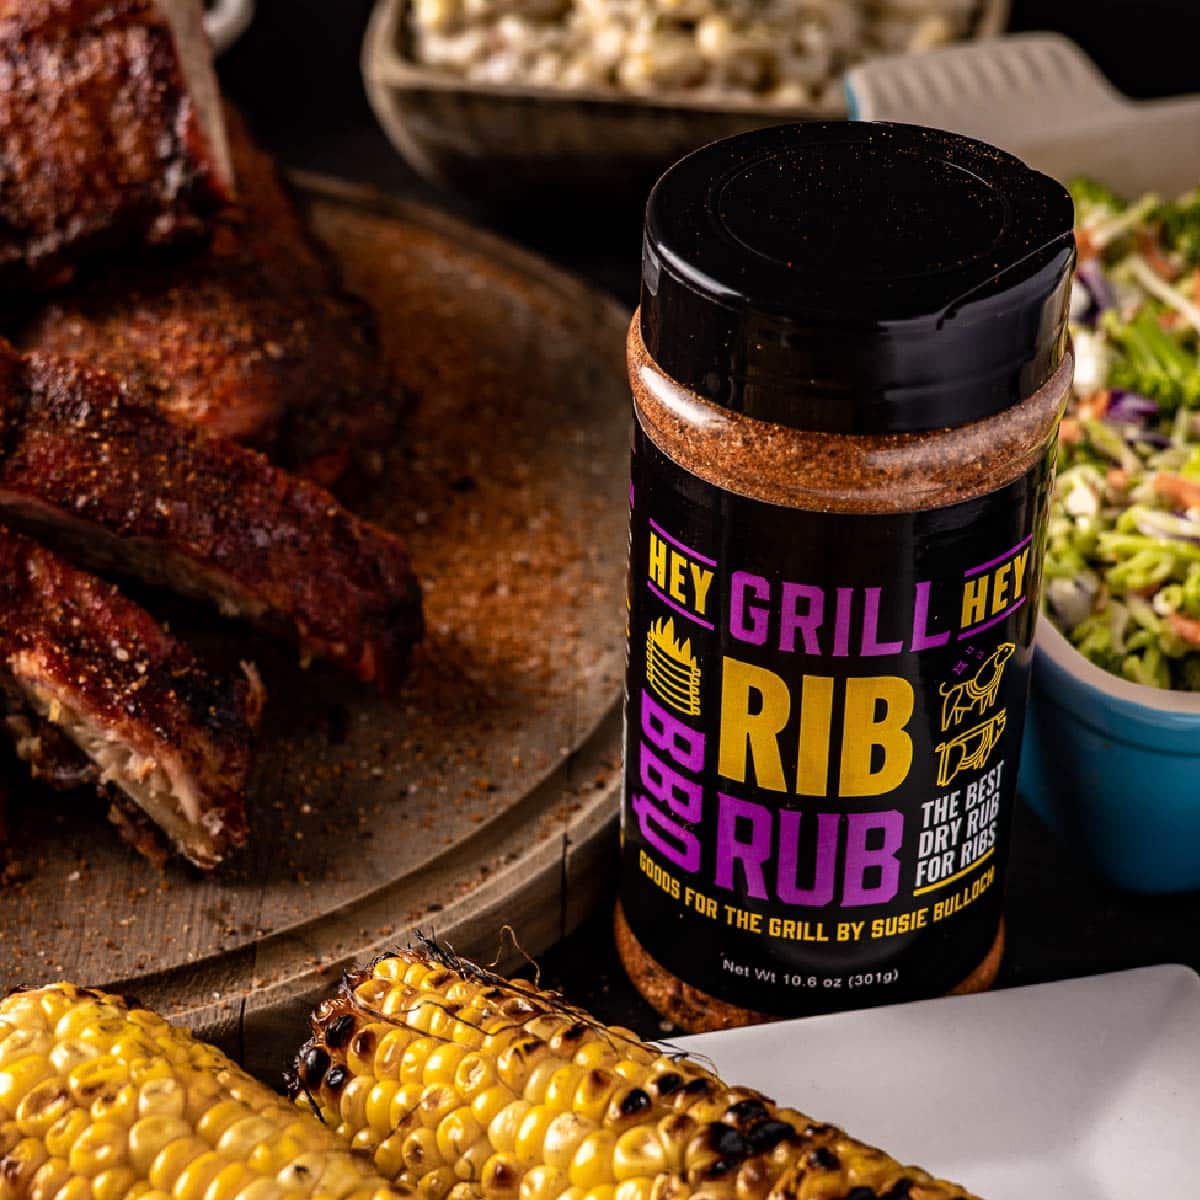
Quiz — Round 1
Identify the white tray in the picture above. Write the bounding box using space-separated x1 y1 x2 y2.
846 33 1200 197
675 966 1200 1199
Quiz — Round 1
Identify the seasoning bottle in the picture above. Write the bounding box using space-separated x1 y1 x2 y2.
618 122 1075 1030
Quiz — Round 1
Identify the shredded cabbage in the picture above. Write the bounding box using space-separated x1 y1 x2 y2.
1047 180 1200 688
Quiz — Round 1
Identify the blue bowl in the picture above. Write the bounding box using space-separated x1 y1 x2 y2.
1019 620 1200 893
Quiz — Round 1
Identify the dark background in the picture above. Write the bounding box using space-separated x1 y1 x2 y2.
218 0 1200 308
219 1 1200 1033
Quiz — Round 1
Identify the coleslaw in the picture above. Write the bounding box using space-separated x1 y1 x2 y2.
1045 178 1200 688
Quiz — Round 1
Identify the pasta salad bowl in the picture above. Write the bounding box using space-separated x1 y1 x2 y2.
362 0 1008 208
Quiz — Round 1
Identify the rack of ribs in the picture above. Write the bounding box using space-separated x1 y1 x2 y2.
0 0 232 292
19 108 400 479
0 527 263 870
0 346 424 692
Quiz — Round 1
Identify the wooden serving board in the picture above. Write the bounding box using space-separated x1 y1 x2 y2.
0 180 630 1079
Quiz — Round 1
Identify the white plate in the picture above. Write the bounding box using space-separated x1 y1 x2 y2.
673 966 1200 1199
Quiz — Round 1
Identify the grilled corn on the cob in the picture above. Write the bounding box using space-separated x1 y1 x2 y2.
291 945 979 1200
0 983 408 1200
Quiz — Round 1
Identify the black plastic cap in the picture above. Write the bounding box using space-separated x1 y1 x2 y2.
640 121 1076 435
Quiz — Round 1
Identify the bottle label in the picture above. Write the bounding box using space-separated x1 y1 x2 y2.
621 425 1056 1015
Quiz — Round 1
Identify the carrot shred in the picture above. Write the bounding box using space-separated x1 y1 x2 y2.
1154 472 1200 510
1169 611 1200 646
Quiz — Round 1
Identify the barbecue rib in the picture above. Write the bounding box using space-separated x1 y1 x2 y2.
0 527 263 869
0 347 424 692
0 0 232 292
19 108 400 475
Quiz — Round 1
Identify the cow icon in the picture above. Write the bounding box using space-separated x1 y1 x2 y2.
939 643 1015 732
934 711 1007 788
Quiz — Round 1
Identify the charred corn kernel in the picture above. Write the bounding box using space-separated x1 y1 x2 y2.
249 1130 310 1177
80 1020 128 1050
69 1060 129 1107
232 1182 284 1200
366 1083 402 1136
30 1156 73 1200
0 1030 51 1064
45 1108 90 1157
423 1046 468 1087
340 1079 373 1132
149 1138 213 1191
568 1132 617 1190
418 1087 458 1131
580 1186 614 1200
195 1100 247 1146
571 1045 616 1073
200 1163 249 1200
469 1087 512 1130
541 1114 594 1172
455 1140 490 1184
171 1151 224 1200
381 991 416 1022
0 1119 20 1155
517 1165 567 1200
130 1117 193 1174
278 1153 330 1193
612 1130 664 1181
514 1106 557 1168
53 1003 107 1041
17 1078 73 1135
654 1116 693 1174
112 1037 158 1064
0 1055 54 1112
487 1101 530 1154
497 1043 548 1095
388 1085 425 1132
49 1041 91 1077
406 1005 439 1039
374 1135 407 1182
69 1120 128 1175
347 1028 389 1079
523 1063 563 1109
480 1152 520 1200
614 1183 651 1200
453 1055 495 1104
181 1079 222 1128
415 1170 455 1200
53 1178 95 1200
540 1067 585 1115
572 1073 619 1125
400 1042 438 1086
139 1079 186 1119
374 1031 415 1080
0 985 408 1200
93 1168 137 1200
424 1010 457 1043
402 1128 443 1175
93 1084 138 1126
436 1109 482 1163
295 950 980 1200
0 1136 49 1197
215 1116 279 1161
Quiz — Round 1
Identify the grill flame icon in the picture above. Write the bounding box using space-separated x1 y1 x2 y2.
646 617 702 716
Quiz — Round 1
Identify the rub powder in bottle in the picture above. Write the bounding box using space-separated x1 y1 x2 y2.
617 122 1075 1030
